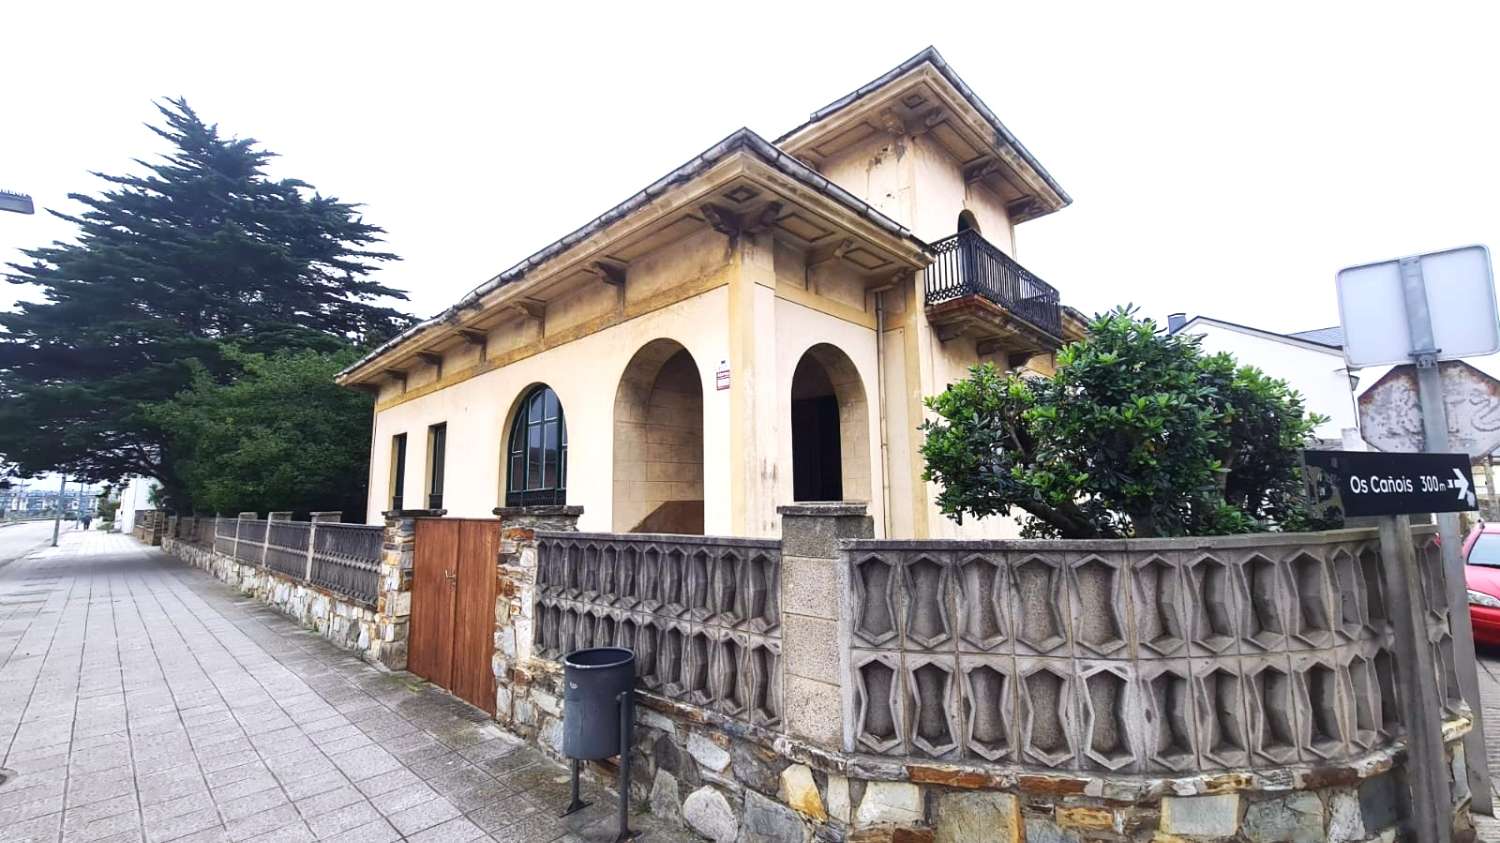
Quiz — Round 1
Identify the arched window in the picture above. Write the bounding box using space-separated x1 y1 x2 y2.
506 385 567 507
957 209 980 234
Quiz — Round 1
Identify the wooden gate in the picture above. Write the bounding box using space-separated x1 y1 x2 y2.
409 518 500 713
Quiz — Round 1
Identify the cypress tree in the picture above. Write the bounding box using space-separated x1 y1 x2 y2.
1 98 411 505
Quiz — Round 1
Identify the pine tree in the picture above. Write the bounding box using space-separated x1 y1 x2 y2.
0 99 412 505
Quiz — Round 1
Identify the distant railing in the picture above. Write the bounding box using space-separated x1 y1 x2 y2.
925 229 1062 338
200 513 382 607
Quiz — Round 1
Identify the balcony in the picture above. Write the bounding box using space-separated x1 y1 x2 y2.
924 229 1063 353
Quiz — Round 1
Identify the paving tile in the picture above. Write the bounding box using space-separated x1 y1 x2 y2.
467 799 526 832
318 818 401 843
303 799 383 839
352 767 420 799
376 781 442 815
208 772 279 804
142 792 216 827
292 784 364 820
216 785 287 822
144 806 221 843
0 791 65 825
64 806 143 842
0 810 64 843
386 796 462 836
407 815 487 842
486 813 566 843
328 746 399 781
223 802 302 841
280 771 349 802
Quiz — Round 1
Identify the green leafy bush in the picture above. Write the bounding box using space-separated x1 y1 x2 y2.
921 307 1329 538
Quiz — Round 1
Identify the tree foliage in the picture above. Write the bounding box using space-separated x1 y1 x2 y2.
143 348 373 516
921 307 1329 538
0 99 410 503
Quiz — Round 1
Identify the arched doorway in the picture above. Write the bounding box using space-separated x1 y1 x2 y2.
790 344 871 503
613 339 704 534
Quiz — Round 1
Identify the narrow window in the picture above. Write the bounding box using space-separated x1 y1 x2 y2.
427 423 447 510
506 386 567 507
390 433 407 511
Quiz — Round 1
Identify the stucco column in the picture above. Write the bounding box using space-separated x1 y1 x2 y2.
728 232 781 536
492 504 583 735
777 502 873 750
375 508 443 670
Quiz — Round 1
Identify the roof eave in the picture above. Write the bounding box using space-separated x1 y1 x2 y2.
337 129 934 386
775 46 1071 216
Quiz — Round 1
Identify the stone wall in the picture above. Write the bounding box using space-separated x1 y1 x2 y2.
480 503 1475 842
163 535 383 660
159 511 420 671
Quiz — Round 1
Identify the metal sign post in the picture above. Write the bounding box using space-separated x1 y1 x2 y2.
1339 246 1498 814
1399 256 1493 814
1378 514 1455 843
1305 449 1481 843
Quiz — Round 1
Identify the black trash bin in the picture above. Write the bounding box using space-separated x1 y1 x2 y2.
561 646 635 759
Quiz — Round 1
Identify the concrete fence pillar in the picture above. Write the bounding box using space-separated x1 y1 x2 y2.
492 504 583 732
307 512 343 577
776 502 873 749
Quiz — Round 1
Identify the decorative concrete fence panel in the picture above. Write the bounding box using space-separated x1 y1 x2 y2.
840 528 1454 775
533 531 783 728
488 506 1473 843
310 523 385 607
264 520 312 579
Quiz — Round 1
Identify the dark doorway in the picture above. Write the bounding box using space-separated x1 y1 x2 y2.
791 354 843 501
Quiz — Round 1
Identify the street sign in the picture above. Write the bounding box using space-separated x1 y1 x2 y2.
1303 449 1478 517
1336 245 1498 368
1358 360 1500 454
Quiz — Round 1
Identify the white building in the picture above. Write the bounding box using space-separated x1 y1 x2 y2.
116 476 159 534
1168 315 1359 442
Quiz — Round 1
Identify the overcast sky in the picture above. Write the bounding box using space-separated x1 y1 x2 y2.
4 2 1498 338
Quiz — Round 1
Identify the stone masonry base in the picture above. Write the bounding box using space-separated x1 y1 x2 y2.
162 537 385 664
490 647 1476 843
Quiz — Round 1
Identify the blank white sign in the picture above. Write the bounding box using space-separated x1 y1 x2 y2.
1337 245 1498 368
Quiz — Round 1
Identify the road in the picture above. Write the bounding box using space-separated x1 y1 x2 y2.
0 521 59 568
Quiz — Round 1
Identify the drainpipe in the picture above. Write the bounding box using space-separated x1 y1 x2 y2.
869 280 899 539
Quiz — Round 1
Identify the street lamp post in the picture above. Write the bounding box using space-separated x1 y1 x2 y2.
51 475 66 547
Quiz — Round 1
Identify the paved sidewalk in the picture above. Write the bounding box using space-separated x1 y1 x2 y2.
0 532 690 842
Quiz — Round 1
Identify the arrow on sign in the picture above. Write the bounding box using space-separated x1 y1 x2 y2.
1454 468 1477 506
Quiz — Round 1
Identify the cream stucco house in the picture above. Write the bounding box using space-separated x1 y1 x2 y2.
337 47 1086 539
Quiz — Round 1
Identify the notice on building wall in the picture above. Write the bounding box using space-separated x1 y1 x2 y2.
716 360 730 391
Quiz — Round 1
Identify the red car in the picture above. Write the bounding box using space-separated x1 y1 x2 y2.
1462 522 1500 646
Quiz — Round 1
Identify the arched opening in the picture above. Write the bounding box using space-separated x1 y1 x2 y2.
613 339 704 534
957 209 980 235
790 344 871 503
504 384 567 507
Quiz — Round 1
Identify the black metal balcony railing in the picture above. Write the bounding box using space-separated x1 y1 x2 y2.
925 229 1062 338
